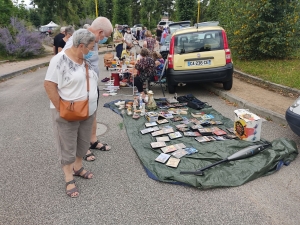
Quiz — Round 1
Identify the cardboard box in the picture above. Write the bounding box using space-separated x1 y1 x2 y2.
145 112 158 122
234 109 262 142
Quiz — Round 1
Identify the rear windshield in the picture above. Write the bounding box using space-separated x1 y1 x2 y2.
158 21 166 26
174 30 223 54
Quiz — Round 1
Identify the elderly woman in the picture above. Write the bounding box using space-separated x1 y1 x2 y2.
143 30 156 53
57 26 74 53
134 48 156 94
44 29 98 198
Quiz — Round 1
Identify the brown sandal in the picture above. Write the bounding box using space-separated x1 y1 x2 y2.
66 180 79 198
73 167 93 179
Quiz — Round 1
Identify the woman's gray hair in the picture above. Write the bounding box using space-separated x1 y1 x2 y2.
65 26 74 35
72 29 95 47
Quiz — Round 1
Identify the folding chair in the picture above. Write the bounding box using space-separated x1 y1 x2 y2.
151 60 168 96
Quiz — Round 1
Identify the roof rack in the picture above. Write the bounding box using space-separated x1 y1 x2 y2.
195 21 219 28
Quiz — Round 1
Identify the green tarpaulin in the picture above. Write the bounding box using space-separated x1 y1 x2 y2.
105 100 298 189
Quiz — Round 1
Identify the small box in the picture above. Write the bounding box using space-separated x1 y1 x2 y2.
234 109 262 142
145 112 158 122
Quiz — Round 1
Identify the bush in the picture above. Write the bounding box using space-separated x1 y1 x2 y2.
0 17 44 58
206 0 300 60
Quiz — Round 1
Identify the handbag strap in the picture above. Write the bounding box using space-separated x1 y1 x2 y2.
85 61 90 99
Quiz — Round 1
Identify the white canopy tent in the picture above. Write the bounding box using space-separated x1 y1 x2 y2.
43 21 59 28
39 21 60 33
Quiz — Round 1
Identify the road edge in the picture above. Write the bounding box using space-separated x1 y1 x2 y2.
206 85 287 126
0 51 111 82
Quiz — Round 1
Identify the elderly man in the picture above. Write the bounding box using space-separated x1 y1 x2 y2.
63 17 113 161
53 26 65 54
113 24 124 59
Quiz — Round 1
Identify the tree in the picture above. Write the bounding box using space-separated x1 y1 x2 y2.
112 0 132 26
0 0 14 26
130 0 141 25
155 0 175 21
98 0 107 17
29 8 41 27
176 0 196 23
140 0 157 29
206 0 300 59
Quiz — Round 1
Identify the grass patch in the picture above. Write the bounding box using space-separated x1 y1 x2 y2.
233 52 300 89
118 122 124 130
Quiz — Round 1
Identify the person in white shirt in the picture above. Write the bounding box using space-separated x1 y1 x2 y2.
123 27 135 49
44 29 98 198
63 17 113 162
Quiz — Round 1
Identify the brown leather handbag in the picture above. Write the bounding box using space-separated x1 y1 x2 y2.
59 63 89 121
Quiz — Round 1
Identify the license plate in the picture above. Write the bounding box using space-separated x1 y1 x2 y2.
188 60 211 66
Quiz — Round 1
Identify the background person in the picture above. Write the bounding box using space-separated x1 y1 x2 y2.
121 45 132 58
134 48 156 95
57 26 74 53
53 26 65 55
155 26 162 43
124 27 135 49
44 29 98 198
143 30 156 54
83 24 90 29
113 24 124 59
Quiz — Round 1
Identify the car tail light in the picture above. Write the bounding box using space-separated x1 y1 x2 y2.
222 30 232 64
168 36 175 69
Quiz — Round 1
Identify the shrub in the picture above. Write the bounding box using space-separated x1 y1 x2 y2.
0 17 44 58
206 0 300 60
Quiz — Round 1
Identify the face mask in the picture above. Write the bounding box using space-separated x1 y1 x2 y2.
98 37 108 44
127 31 131 33
83 51 93 60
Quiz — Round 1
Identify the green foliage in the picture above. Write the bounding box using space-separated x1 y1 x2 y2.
176 0 196 22
0 0 15 26
140 0 158 29
112 0 132 26
130 0 141 25
29 9 41 27
98 0 107 17
206 0 300 60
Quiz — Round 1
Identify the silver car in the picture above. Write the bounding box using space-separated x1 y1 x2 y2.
286 97 300 136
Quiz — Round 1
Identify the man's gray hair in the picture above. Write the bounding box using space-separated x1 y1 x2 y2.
90 17 113 33
83 24 90 29
65 26 74 35
60 26 66 32
72 29 95 48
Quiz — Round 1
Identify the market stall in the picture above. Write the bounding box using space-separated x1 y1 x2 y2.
104 97 298 189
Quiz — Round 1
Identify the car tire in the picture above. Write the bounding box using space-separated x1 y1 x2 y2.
167 79 176 94
223 79 233 90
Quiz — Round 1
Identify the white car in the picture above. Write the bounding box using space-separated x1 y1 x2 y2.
286 97 300 136
157 21 173 28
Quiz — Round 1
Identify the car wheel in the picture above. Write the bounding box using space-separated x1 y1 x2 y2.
167 79 176 94
223 79 233 90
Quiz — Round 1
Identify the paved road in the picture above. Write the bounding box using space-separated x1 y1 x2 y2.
0 55 300 225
